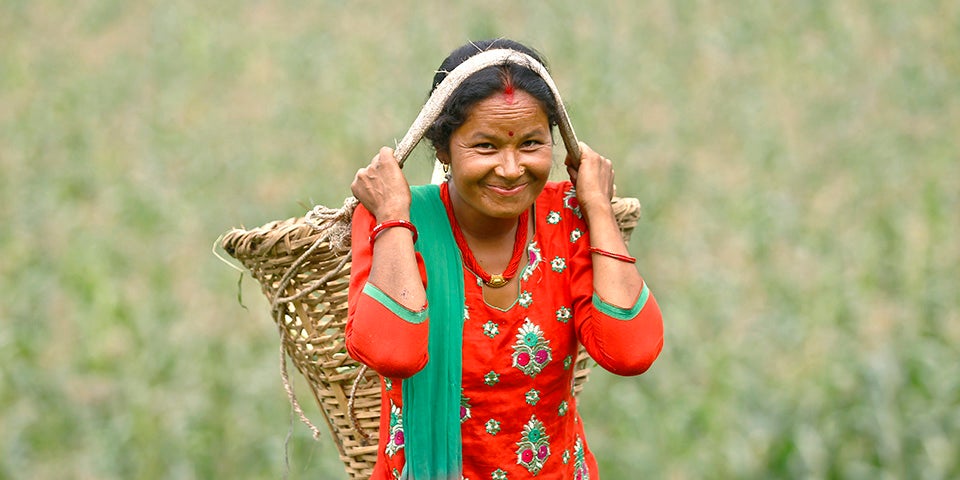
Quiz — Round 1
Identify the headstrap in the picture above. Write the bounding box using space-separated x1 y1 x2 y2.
394 48 581 168
305 48 582 246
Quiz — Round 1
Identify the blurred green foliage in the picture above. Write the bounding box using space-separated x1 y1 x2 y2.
1 1 957 478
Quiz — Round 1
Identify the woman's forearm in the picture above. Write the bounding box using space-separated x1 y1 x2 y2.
584 203 644 308
366 219 427 311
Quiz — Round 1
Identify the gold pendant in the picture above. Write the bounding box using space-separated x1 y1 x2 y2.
486 274 508 288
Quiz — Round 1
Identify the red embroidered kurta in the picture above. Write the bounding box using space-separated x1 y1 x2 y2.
347 182 663 480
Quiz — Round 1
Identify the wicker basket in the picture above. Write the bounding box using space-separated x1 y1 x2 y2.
219 196 640 479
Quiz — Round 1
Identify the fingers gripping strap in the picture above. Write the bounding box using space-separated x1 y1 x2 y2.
394 48 581 167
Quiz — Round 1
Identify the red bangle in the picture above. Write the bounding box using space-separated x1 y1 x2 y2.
589 246 636 264
370 220 418 244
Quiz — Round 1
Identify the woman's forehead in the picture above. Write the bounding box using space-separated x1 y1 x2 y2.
463 91 548 130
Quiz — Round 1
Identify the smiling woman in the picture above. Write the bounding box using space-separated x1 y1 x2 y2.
345 38 664 480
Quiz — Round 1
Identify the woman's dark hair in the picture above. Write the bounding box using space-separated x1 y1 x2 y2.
424 39 559 155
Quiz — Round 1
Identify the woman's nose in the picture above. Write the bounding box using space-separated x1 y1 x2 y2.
497 150 523 179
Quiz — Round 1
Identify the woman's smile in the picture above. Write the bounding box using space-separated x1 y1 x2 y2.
487 183 527 196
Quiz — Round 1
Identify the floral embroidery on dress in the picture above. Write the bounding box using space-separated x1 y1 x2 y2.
515 415 550 475
483 320 500 339
558 400 569 416
492 468 507 480
525 388 541 406
563 355 573 370
461 390 472 424
555 306 572 323
484 371 500 386
520 241 541 281
383 377 392 391
385 401 404 457
518 291 533 308
546 210 562 224
512 319 552 377
569 228 582 243
485 419 502 435
563 187 582 218
573 435 589 480
561 449 570 464
551 256 567 273
392 468 401 479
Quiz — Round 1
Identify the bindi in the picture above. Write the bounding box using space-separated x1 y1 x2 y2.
508 131 514 137
502 80 515 104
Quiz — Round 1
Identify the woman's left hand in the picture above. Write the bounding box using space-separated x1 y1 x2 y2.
565 141 615 215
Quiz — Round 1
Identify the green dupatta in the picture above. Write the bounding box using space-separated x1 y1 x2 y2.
402 184 465 479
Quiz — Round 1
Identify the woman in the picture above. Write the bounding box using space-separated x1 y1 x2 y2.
347 39 663 480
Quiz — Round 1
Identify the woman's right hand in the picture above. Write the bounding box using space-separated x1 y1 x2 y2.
351 147 411 221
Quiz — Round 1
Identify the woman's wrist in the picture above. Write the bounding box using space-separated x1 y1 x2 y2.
371 219 418 244
373 206 411 224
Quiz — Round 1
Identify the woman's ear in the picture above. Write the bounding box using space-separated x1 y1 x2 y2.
436 149 450 166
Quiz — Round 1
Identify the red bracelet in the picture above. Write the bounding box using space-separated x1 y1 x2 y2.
589 246 636 264
370 219 418 244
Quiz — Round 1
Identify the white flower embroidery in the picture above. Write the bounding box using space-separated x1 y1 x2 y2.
546 210 562 224
518 291 533 308
483 320 499 338
485 419 502 435
551 256 567 273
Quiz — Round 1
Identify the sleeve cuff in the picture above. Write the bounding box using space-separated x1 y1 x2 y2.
362 283 428 324
593 282 650 321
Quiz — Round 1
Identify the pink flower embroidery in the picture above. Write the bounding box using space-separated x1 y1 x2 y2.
511 319 552 377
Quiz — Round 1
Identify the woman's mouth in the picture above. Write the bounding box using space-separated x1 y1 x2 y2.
487 184 526 196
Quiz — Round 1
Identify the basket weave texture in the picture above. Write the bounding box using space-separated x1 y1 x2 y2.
220 195 641 479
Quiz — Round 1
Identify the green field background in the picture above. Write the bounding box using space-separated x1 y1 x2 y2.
2 1 958 478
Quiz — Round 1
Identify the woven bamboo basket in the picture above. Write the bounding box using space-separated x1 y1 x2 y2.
219 198 639 479
218 49 643 479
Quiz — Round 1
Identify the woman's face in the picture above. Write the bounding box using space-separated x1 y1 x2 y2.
440 89 553 225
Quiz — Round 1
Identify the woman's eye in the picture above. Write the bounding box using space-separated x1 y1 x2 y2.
521 140 543 148
474 143 496 150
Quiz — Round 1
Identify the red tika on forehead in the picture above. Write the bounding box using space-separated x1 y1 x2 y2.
503 77 515 103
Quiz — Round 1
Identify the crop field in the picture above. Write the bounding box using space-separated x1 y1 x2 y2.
1 1 957 478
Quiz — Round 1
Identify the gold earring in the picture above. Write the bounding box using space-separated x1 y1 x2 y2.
442 163 450 173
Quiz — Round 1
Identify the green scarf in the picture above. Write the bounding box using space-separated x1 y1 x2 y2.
403 184 465 479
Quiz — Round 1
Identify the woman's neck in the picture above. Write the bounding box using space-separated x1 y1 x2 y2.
449 193 521 244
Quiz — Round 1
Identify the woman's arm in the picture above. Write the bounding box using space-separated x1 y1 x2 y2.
345 148 430 378
352 147 427 310
567 142 643 306
567 142 664 375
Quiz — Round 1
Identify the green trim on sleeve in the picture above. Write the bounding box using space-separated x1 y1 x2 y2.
362 283 428 325
593 282 650 321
